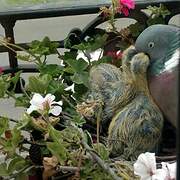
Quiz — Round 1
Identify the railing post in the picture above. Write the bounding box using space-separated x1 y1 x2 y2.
1 20 18 69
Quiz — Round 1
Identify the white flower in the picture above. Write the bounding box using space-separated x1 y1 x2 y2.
162 162 176 180
27 93 62 116
134 152 177 180
134 152 157 180
152 168 168 180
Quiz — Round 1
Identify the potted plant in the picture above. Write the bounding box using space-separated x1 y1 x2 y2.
0 0 177 179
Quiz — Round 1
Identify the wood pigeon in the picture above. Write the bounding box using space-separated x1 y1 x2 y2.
135 24 180 127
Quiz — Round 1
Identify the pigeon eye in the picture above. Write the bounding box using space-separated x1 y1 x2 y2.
148 42 155 48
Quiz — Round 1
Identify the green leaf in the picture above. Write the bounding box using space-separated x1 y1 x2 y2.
147 4 171 18
11 128 22 148
64 58 88 73
46 141 67 165
84 130 93 146
29 36 59 56
60 127 81 144
0 77 9 98
8 156 27 173
47 125 68 164
73 84 88 101
15 114 32 130
93 143 109 160
9 71 22 91
1 128 22 156
128 22 145 37
17 54 31 62
71 115 86 126
71 72 89 87
0 117 9 136
39 64 63 77
48 125 63 142
147 16 165 26
47 81 65 96
63 66 74 74
62 51 78 61
73 34 108 52
15 95 30 107
0 163 9 177
27 74 52 94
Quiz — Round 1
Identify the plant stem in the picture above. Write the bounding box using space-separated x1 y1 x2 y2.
19 77 31 100
96 106 102 153
56 165 81 172
62 95 75 109
0 37 43 65
76 127 121 180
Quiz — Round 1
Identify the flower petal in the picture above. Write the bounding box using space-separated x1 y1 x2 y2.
162 162 176 179
49 106 62 116
167 162 176 179
152 168 168 180
134 152 156 179
27 105 38 114
120 0 135 9
121 7 129 16
44 94 55 104
30 93 44 107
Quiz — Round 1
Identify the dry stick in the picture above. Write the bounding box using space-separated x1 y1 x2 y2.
75 126 121 180
74 149 84 178
56 165 81 173
62 95 76 110
81 139 121 180
96 106 102 153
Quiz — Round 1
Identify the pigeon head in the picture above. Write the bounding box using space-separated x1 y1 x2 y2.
135 24 180 76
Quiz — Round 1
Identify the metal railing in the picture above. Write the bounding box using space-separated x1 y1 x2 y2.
0 0 179 74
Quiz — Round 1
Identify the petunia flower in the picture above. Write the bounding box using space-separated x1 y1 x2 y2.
27 93 62 116
118 0 135 16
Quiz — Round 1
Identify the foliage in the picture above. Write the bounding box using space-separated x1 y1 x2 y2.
0 1 171 179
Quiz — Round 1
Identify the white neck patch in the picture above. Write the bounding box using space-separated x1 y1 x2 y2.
163 48 179 73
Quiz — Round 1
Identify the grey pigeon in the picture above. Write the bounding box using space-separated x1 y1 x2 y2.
135 24 179 127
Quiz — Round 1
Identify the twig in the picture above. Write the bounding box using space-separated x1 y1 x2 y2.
75 149 84 178
96 106 102 153
19 77 31 100
62 95 76 109
0 116 18 123
3 165 39 179
76 127 121 180
56 165 81 173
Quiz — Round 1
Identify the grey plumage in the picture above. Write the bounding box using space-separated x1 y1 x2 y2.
135 24 180 127
108 52 163 160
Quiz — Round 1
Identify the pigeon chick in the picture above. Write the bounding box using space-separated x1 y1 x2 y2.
77 47 137 132
108 51 164 160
